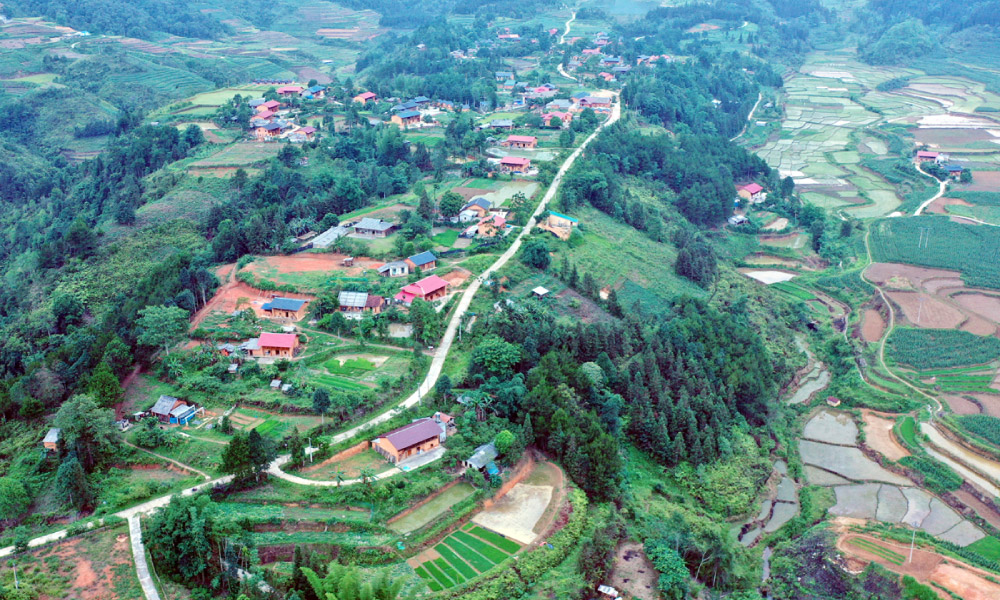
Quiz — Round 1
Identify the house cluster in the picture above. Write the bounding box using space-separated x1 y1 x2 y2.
453 197 512 238
139 395 203 426
564 30 672 80
495 73 560 100
247 96 317 142
371 413 455 464
218 331 302 360
544 92 612 114
915 150 964 179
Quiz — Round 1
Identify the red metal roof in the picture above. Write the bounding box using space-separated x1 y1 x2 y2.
741 183 764 194
401 275 450 297
917 151 938 158
506 135 536 144
501 156 530 166
300 126 316 134
258 332 298 349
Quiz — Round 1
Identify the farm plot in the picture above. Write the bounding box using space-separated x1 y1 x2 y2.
802 409 858 445
189 143 282 169
471 483 553 544
862 411 910 461
312 351 409 390
388 483 475 534
886 328 1000 370
799 440 910 484
295 448 391 481
412 526 522 590
245 253 385 291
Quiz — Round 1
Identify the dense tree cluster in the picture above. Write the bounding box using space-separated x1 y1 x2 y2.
12 0 231 39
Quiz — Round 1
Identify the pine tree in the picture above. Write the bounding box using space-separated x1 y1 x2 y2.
522 412 535 446
88 362 123 408
56 455 92 510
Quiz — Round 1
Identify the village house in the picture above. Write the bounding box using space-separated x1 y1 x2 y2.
42 428 60 452
253 332 300 359
406 250 438 271
353 217 396 237
612 65 631 75
413 96 430 106
578 96 612 111
338 291 385 318
372 417 448 464
353 91 377 104
499 155 531 173
301 85 326 99
461 197 491 220
392 100 418 112
598 72 615 82
737 183 765 203
581 48 601 56
503 134 537 149
377 261 410 277
487 119 514 131
478 214 507 237
254 122 281 140
464 441 499 477
261 297 308 320
916 150 939 162
538 210 578 241
391 110 422 127
495 71 514 81
546 98 573 111
248 98 265 109
277 85 303 96
541 111 572 127
150 395 198 425
395 274 450 304
258 100 280 112
298 126 316 140
945 163 964 179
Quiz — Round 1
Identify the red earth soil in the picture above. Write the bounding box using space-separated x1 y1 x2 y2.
965 170 1000 192
861 308 886 343
926 196 973 215
971 393 1000 417
886 290 965 329
943 395 982 415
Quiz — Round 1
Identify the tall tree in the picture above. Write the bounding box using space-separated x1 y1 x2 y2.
55 455 92 510
53 395 119 471
87 362 123 408
137 305 190 355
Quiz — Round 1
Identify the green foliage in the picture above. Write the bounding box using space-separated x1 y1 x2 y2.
137 305 191 355
957 414 1000 448
145 494 218 585
869 217 1000 290
886 328 1000 369
898 455 963 494
520 240 551 270
645 538 690 600
87 362 123 408
494 430 515 455
0 477 30 519
672 430 771 516
53 394 120 472
902 575 939 600
299 562 407 600
470 335 522 379
55 455 93 510
862 19 939 65
897 416 918 449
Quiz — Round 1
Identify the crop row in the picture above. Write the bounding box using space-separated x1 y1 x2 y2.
848 538 905 565
887 327 1000 370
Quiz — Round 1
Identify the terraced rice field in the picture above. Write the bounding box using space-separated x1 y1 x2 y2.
413 526 522 591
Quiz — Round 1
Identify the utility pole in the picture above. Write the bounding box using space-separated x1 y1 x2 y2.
909 528 916 563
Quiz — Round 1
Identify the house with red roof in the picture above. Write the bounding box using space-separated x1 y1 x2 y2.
737 183 765 203
250 332 300 359
503 134 537 149
395 275 450 305
277 85 303 96
500 155 531 173
477 214 507 237
541 111 572 127
299 126 316 140
916 150 939 162
255 109 275 121
353 91 377 104
598 72 615 82
582 48 601 55
548 28 559 36
257 100 280 112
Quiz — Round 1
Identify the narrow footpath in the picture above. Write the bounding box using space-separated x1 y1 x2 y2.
129 515 161 600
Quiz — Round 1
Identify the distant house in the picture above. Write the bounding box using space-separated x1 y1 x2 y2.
392 100 418 112
578 96 611 110
728 214 749 226
826 396 841 407
301 85 326 99
598 71 616 82
42 428 61 452
945 163 964 179
372 418 446 463
548 211 578 230
541 111 572 127
338 291 385 318
261 297 308 320
406 251 438 271
395 275 450 304
413 96 430 105
311 225 349 248
298 126 317 140
150 395 195 425
532 286 550 298
254 332 299 358
353 217 396 237
248 98 266 108
464 441 499 474
378 261 410 277
737 183 765 203
503 135 537 149
612 65 631 75
546 99 573 111
488 119 515 130
353 91 377 104
277 85 303 96
582 48 601 55
257 100 280 112
916 150 939 162
495 71 514 81
462 197 491 218
499 156 531 173
478 214 507 237
255 122 281 140
391 110 422 127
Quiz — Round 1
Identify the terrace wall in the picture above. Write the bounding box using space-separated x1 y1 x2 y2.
300 440 370 473
482 452 535 510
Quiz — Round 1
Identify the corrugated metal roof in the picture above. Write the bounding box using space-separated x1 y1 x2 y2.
338 290 369 308
151 395 179 415
466 442 498 469
380 418 442 451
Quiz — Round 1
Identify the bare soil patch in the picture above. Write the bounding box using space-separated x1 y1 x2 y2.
687 22 720 33
927 196 973 215
191 279 315 328
837 533 942 577
861 410 910 461
932 561 1000 600
971 393 1000 417
954 292 1000 325
913 127 994 146
943 395 982 415
866 263 962 287
953 489 1000 530
965 170 1000 192
886 290 965 329
249 253 383 277
610 542 658 600
439 267 471 287
861 309 886 343
763 217 789 231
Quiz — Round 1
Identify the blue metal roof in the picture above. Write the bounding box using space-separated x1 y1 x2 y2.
408 251 437 266
262 297 306 311
548 210 578 223
486 462 499 476
397 110 421 118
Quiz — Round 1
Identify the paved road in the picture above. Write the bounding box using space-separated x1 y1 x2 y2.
129 515 162 600
268 446 445 487
912 161 948 216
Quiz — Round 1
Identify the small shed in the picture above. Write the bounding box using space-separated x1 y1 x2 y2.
464 442 499 471
270 379 282 389
42 428 61 451
169 404 197 425
826 396 841 407
532 286 550 298
342 256 355 267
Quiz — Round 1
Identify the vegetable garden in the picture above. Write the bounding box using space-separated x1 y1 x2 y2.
413 524 522 591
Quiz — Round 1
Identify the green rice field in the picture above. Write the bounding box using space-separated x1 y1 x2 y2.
413 525 521 590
